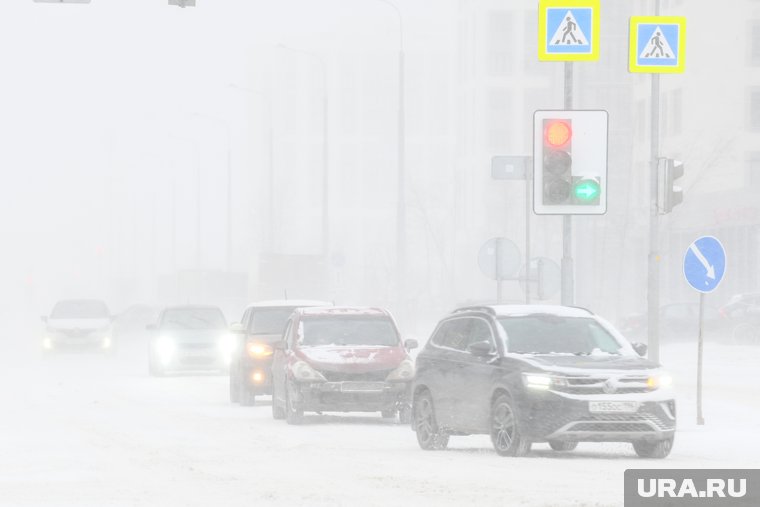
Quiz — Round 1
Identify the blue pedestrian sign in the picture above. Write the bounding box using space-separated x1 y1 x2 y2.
629 16 686 73
538 0 600 62
683 236 726 293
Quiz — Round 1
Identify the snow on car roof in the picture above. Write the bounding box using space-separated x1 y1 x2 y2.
245 300 332 309
458 304 593 318
299 306 390 317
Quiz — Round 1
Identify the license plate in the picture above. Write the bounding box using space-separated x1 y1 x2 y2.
589 401 639 413
340 382 385 393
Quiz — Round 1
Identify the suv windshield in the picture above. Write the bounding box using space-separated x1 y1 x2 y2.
498 314 625 355
161 308 226 330
301 316 399 347
250 308 296 335
51 300 109 319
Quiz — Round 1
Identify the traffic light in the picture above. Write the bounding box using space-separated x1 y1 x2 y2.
658 158 684 214
542 119 573 205
533 110 608 215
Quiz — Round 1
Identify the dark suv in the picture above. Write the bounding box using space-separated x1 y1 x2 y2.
412 305 676 458
229 300 331 406
271 307 417 424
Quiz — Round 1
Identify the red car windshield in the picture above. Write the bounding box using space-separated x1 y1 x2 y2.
301 316 399 347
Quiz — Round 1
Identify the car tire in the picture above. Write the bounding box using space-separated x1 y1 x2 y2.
413 391 448 450
148 356 164 377
398 404 412 425
229 373 240 403
548 440 578 452
240 385 256 407
272 388 286 420
633 437 674 459
490 394 530 457
285 381 303 425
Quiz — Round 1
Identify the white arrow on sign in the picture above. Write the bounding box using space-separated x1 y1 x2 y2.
689 243 716 280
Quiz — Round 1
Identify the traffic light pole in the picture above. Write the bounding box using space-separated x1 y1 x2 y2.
647 1 662 363
561 61 574 306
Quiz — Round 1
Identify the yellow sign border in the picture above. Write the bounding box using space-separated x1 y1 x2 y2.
629 16 686 74
538 0 600 62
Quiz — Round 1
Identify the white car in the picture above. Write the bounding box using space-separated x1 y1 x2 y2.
41 299 114 352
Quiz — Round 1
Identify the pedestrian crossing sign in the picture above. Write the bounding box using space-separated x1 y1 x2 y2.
629 16 686 73
538 0 600 62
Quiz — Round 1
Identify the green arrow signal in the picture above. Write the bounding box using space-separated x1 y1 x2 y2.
574 179 600 201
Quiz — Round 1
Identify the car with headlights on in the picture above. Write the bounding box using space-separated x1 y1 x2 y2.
229 300 331 406
412 305 676 458
271 307 417 424
147 305 232 376
41 299 114 353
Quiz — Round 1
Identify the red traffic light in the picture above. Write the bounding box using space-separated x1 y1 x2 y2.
544 121 572 148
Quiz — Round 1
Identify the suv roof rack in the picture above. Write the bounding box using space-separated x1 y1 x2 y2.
567 305 594 315
451 306 496 315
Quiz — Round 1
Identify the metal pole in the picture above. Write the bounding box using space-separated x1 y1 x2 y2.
496 239 502 304
697 292 705 425
525 167 531 304
396 45 406 318
322 78 329 259
648 0 662 362
225 126 232 272
561 61 574 306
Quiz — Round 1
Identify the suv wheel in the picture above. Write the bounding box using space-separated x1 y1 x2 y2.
413 391 448 450
549 440 578 452
633 437 674 459
490 394 530 457
285 381 304 425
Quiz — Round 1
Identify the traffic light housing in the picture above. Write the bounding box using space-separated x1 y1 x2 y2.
658 158 684 214
534 110 608 215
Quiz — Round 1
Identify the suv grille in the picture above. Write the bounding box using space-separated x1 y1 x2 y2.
555 375 652 394
567 413 675 433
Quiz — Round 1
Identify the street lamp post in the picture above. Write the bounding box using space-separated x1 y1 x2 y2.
228 84 275 252
276 44 330 259
371 0 405 319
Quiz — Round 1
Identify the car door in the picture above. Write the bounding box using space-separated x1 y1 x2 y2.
422 318 470 429
449 317 499 432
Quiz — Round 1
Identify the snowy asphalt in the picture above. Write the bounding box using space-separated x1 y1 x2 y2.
1 332 758 507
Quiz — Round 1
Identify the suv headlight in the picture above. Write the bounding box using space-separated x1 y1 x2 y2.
386 359 415 382
647 373 673 390
246 342 274 358
291 360 327 382
522 373 567 390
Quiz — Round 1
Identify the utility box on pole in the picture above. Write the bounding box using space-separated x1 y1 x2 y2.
533 110 608 215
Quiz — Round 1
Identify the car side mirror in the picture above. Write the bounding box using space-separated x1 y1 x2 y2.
632 342 648 357
146 324 157 331
404 338 419 350
229 323 245 334
467 340 495 357
272 341 286 351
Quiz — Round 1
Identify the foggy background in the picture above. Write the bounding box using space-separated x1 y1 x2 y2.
0 0 754 335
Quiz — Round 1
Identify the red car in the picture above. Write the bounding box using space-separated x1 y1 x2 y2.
271 307 417 424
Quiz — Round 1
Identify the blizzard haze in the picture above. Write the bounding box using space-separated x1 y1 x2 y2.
1 1 760 506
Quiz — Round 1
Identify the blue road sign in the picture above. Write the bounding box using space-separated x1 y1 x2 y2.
683 236 726 293
545 7 593 55
629 16 686 73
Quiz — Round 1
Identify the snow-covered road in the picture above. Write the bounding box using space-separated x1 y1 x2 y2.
1 332 758 507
